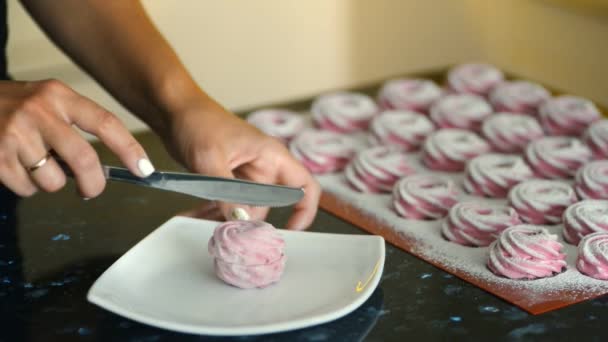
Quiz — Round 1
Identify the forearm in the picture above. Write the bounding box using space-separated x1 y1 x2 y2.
20 0 213 136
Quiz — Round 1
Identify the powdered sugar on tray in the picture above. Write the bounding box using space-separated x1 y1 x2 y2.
316 139 608 308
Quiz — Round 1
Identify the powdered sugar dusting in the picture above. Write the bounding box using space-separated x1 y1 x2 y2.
316 134 608 309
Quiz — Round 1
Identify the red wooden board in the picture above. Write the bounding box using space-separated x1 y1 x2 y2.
319 192 608 315
312 72 608 314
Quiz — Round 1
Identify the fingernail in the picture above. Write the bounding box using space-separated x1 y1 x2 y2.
231 207 250 220
137 158 155 177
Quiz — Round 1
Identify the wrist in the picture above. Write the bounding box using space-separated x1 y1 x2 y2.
150 69 220 137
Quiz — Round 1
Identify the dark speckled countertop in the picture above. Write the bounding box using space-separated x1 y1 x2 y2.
3 74 608 341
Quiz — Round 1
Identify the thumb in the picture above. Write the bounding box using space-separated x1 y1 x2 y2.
190 153 253 221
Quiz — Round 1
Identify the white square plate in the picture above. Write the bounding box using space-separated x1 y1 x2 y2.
87 217 385 336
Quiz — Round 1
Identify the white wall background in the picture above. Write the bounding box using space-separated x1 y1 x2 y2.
7 0 483 132
7 0 608 135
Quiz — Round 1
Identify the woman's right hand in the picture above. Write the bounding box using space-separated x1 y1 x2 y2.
0 79 153 198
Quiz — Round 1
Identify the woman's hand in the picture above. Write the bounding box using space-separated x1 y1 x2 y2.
164 100 321 230
0 79 153 198
16 1 321 228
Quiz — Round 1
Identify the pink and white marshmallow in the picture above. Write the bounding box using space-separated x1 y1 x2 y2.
447 63 504 97
487 225 567 280
289 130 360 174
481 113 544 153
208 220 286 289
508 180 577 224
247 109 306 143
392 174 459 220
369 110 435 151
345 146 416 193
575 161 608 200
584 120 608 160
442 202 522 247
577 232 608 280
311 92 379 133
563 200 608 245
489 81 551 115
430 94 493 132
464 154 534 198
422 129 491 172
377 78 443 113
524 136 592 179
539 96 601 136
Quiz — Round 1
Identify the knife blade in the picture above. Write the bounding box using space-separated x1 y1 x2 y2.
59 161 304 207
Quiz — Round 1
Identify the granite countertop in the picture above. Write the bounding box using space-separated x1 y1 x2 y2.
3 71 608 341
2 132 607 342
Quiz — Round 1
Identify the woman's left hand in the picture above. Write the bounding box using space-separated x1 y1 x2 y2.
164 101 320 230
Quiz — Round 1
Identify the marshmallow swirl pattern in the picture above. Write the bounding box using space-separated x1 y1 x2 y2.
563 200 608 245
369 110 435 151
489 81 551 115
539 96 601 136
208 220 286 289
508 180 577 224
422 129 491 172
430 94 493 132
464 154 534 198
289 130 360 174
481 113 544 153
377 79 443 113
584 120 608 160
442 202 522 247
311 92 379 133
345 146 416 193
524 136 592 179
575 161 608 200
577 232 608 280
392 174 459 220
247 109 306 142
487 225 567 280
447 63 504 96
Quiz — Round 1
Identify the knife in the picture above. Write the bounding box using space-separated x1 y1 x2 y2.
58 161 304 207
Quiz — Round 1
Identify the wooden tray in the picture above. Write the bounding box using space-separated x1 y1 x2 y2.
311 67 608 315
320 190 608 315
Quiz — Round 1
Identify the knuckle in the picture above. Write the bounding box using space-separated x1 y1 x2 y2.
96 111 120 134
0 117 29 150
266 139 290 159
19 94 45 115
72 146 100 172
190 148 222 172
0 126 18 149
262 135 283 149
189 151 209 172
16 97 53 126
123 138 143 155
36 79 68 97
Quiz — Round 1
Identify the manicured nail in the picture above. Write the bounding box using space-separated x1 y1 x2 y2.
137 158 155 177
231 207 250 220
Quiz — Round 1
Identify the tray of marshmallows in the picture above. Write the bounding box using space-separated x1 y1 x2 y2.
246 63 608 314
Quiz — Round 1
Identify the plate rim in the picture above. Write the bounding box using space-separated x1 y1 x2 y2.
87 216 385 336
